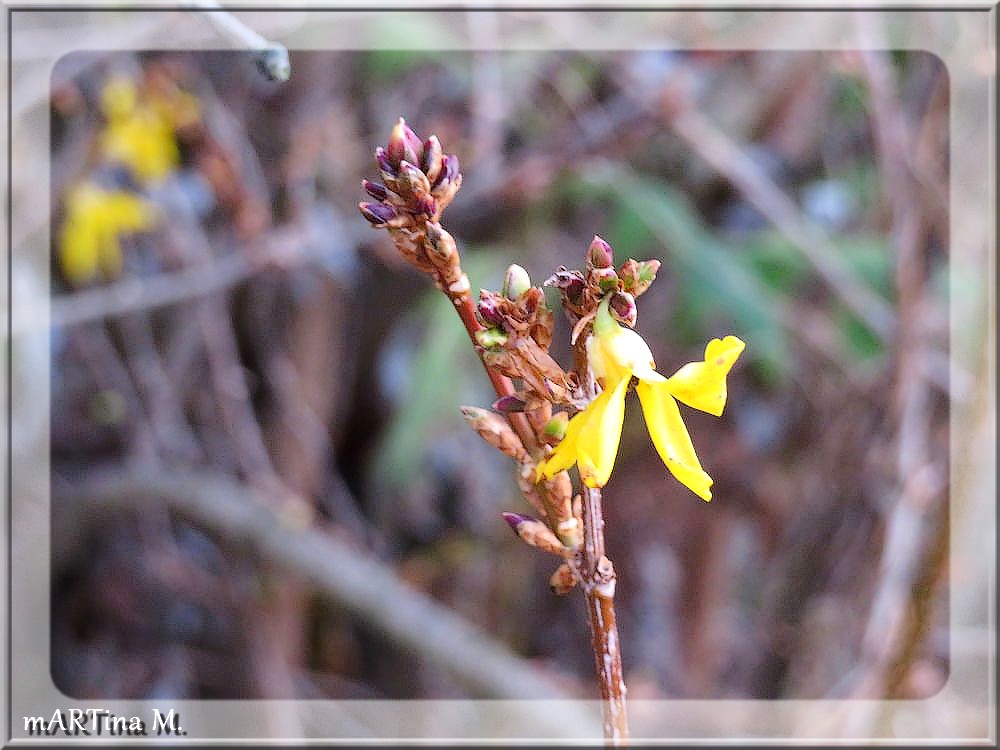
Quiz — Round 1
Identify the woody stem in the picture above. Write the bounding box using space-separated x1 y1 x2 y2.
581 485 628 745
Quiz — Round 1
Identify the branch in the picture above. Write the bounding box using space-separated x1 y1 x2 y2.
56 469 571 703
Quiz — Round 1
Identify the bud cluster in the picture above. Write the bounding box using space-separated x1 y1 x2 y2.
544 235 661 328
360 123 666 595
359 117 464 281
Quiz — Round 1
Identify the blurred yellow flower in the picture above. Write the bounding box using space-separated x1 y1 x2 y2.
59 182 156 285
538 297 745 500
98 75 185 185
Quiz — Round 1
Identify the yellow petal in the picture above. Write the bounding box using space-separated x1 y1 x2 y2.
59 216 100 284
537 406 587 481
101 75 138 120
590 324 667 387
665 336 746 417
636 381 714 501
576 374 629 488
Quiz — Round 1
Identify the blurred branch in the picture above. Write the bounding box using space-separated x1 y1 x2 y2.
665 103 897 341
845 24 949 710
45 254 250 332
184 0 290 81
57 469 572 702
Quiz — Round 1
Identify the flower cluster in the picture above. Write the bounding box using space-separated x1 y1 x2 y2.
538 295 745 499
99 73 200 186
57 72 201 286
359 118 745 581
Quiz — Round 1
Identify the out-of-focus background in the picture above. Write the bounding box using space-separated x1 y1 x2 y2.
8 8 991 733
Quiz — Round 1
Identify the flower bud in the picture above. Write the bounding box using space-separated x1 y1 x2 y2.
358 201 397 226
501 512 567 556
474 327 508 349
397 160 431 199
492 394 527 413
375 146 396 178
591 266 619 293
477 296 505 328
421 135 443 184
387 117 421 168
362 179 389 201
414 194 437 217
588 235 614 268
441 153 460 185
544 269 586 303
518 286 544 316
526 400 552 436
460 406 527 461
502 264 531 300
549 562 578 595
545 471 573 521
608 291 637 327
619 258 661 297
543 411 569 441
423 221 457 263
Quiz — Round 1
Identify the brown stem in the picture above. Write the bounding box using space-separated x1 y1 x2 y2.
585 588 628 743
430 241 627 741
580 485 628 744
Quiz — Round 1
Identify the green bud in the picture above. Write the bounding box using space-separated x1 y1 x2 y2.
475 327 508 349
592 266 619 293
502 264 531 299
543 412 569 441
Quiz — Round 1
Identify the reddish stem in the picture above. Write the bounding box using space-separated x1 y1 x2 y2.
444 279 537 453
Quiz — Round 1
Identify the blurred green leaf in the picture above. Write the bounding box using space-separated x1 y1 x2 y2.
362 48 455 85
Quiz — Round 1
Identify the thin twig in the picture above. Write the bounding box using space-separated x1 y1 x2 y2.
666 103 897 341
184 0 290 81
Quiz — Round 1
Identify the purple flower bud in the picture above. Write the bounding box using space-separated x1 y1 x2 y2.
387 117 421 168
477 296 506 327
608 291 637 327
375 146 396 177
501 512 533 532
588 235 614 268
492 395 527 413
358 201 396 226
434 153 460 189
414 194 437 217
362 179 388 201
421 135 443 184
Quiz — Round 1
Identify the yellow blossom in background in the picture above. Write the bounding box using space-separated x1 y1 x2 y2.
538 297 745 500
59 182 156 285
98 75 182 185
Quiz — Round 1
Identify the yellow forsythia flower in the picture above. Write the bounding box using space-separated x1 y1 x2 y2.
538 297 745 500
59 182 155 285
98 75 181 185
